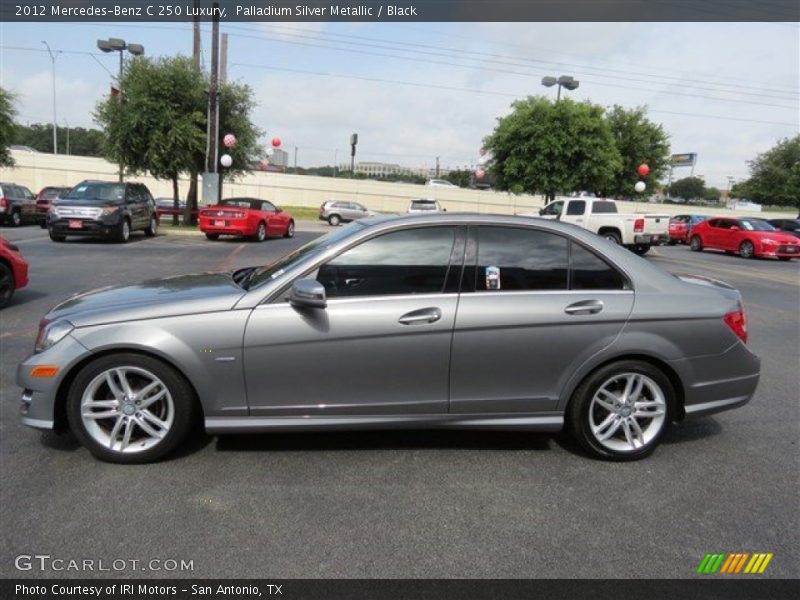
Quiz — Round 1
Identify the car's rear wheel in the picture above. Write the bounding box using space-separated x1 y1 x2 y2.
568 360 673 461
205 233 219 241
689 235 703 251
601 230 621 245
739 240 755 259
0 262 15 309
328 214 341 226
253 222 267 242
144 216 158 237
9 209 21 227
116 218 131 243
284 220 295 238
778 257 793 261
66 353 196 464
631 244 650 256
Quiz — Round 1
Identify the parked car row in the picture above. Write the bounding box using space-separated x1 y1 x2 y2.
688 217 800 260
0 235 29 309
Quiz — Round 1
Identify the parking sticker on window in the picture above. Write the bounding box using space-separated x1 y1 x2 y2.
486 265 501 290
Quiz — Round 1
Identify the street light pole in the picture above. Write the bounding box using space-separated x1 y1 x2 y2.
541 75 580 103
41 41 59 155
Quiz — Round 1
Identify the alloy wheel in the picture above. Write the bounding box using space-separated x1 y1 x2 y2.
588 372 667 453
257 223 266 241
739 241 754 258
80 366 175 454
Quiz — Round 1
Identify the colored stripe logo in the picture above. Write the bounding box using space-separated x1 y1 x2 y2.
697 552 773 574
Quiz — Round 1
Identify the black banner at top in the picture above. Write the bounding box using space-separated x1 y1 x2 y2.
2 0 800 22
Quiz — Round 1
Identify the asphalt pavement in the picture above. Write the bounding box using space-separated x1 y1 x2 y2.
0 224 798 579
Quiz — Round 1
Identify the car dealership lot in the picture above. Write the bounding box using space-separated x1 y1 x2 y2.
0 227 797 578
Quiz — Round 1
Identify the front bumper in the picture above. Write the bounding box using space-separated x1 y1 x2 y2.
49 216 121 237
17 334 92 431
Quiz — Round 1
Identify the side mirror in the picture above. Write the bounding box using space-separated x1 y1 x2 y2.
442 208 447 212
275 207 283 213
538 208 546 216
289 279 327 309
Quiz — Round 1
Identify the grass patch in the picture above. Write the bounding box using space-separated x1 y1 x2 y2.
279 205 320 220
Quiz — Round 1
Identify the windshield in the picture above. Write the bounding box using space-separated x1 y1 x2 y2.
739 219 775 231
246 221 366 289
63 183 125 203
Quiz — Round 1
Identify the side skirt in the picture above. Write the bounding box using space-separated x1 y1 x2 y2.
205 413 564 434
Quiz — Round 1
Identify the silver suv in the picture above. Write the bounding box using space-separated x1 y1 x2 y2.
319 200 372 226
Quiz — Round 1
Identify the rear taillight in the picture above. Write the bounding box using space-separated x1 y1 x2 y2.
0 197 7 209
723 304 748 344
634 218 645 233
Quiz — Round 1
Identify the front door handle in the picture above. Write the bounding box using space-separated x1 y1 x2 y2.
564 300 604 315
398 307 442 325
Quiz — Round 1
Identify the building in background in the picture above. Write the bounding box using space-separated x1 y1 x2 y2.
340 161 451 179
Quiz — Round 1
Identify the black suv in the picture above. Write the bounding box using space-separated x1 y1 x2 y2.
0 182 37 227
48 181 158 243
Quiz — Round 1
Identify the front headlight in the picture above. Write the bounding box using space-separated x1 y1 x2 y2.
101 205 120 215
34 320 74 353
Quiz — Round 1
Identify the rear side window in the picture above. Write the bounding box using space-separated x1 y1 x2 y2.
566 201 586 216
318 227 456 298
570 242 627 290
591 201 617 214
475 226 568 291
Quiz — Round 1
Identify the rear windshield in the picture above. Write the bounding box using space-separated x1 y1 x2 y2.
220 198 261 210
591 201 618 214
64 183 125 203
411 200 437 210
41 188 67 199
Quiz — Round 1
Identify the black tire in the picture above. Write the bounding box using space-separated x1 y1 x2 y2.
39 221 48 229
116 218 131 243
631 244 651 256
328 214 341 226
49 230 66 242
778 257 793 262
0 262 14 309
667 240 676 246
66 353 197 464
8 210 21 227
284 220 295 238
567 360 674 461
205 233 219 241
689 235 703 252
144 215 158 237
252 221 267 242
601 230 621 245
739 240 755 259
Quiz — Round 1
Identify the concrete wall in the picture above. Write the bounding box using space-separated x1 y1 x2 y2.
1 150 785 219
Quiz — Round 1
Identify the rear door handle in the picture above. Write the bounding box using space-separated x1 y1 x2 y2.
564 300 604 315
398 307 442 325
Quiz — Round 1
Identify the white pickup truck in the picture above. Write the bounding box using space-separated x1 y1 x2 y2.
532 198 669 255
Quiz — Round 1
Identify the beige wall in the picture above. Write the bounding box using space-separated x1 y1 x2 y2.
1 150 784 218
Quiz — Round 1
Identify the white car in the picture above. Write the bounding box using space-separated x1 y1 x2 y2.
532 198 669 255
407 199 445 214
425 179 458 188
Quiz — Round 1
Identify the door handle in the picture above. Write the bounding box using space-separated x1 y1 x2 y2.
564 300 604 315
398 307 442 325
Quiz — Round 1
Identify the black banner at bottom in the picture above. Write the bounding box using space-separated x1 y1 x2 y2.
3 579 799 600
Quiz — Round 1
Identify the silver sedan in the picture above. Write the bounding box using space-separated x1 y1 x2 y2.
18 214 760 463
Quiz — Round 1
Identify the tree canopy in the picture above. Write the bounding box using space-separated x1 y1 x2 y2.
483 96 622 198
668 176 706 200
0 86 16 167
732 136 800 215
12 123 104 156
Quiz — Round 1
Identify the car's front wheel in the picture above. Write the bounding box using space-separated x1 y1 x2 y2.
116 218 131 243
0 262 15 309
284 220 295 238
739 240 755 259
66 353 196 463
631 244 651 256
568 360 673 461
49 230 66 242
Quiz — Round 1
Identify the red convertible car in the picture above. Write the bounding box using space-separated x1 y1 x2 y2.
689 217 800 260
0 236 29 308
198 198 295 242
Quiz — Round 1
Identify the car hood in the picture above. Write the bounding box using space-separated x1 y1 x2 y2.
46 272 246 327
751 231 798 243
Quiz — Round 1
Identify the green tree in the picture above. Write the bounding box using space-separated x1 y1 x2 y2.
483 96 622 199
605 105 670 198
0 86 16 167
703 186 721 202
445 169 473 188
733 136 800 216
668 176 706 200
13 123 105 156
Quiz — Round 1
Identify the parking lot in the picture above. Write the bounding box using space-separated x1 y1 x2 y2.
1 224 798 579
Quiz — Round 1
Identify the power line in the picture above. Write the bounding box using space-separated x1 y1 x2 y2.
231 63 798 127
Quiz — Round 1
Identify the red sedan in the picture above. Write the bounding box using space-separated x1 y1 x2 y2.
35 186 71 228
689 217 800 260
0 236 30 308
199 198 295 242
668 214 706 245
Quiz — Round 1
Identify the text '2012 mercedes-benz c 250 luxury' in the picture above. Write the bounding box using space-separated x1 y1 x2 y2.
18 214 760 463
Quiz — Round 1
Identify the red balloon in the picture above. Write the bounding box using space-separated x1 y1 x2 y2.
637 164 650 177
475 169 486 179
271 137 282 148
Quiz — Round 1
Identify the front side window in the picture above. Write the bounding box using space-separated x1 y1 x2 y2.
317 227 456 298
475 226 568 291
540 201 563 216
261 201 277 212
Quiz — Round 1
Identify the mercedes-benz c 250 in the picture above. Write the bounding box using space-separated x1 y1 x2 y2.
18 214 760 463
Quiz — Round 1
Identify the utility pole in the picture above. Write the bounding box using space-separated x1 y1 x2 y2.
185 0 201 225
192 0 201 69
205 2 221 204
350 133 358 178
435 156 440 178
220 33 228 86
64 119 70 155
294 146 298 174
41 41 59 155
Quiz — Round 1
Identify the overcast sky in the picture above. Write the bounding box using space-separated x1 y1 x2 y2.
1 21 797 188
